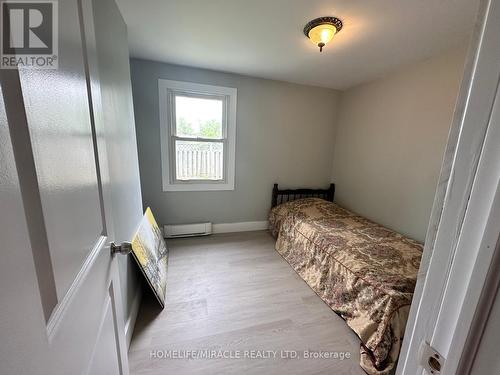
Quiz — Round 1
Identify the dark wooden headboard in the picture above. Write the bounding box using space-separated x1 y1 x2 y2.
271 183 335 208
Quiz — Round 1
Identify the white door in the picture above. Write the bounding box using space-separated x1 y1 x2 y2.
0 0 142 373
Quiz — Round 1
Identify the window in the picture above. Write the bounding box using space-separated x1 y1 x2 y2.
159 80 237 191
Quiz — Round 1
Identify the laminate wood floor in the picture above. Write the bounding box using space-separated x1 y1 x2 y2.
128 231 365 375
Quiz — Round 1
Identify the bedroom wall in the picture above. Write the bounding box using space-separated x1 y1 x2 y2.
331 47 467 242
130 59 340 226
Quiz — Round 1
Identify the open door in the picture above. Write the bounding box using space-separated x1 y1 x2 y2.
0 0 142 373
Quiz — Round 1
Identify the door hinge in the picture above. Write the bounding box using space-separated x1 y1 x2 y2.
419 341 445 374
110 241 133 256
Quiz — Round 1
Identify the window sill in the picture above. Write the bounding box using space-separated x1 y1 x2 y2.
162 182 235 192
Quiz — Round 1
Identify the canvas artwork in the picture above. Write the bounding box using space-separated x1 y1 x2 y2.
131 207 168 308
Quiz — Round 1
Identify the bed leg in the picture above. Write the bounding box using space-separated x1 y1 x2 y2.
328 183 336 202
272 183 279 208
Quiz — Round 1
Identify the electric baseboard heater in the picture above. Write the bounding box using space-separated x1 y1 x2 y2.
164 222 212 238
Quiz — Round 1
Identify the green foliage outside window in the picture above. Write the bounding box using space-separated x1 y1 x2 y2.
177 117 222 139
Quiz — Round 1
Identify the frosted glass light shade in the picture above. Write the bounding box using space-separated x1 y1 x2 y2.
308 24 337 48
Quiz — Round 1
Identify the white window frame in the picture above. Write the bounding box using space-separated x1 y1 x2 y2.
158 79 237 191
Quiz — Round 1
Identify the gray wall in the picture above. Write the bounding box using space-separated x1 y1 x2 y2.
331 47 466 242
130 59 340 226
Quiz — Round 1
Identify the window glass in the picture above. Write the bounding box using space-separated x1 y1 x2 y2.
175 96 223 139
175 140 224 181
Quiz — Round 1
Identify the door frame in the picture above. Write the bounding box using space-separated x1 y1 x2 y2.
397 0 500 373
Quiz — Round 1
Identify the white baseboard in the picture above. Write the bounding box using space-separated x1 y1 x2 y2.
212 221 268 234
125 285 142 349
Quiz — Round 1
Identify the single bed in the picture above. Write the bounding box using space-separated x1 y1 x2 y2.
269 184 423 375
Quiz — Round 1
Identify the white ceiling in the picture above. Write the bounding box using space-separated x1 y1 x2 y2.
115 0 478 90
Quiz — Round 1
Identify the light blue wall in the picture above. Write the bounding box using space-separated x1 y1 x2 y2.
130 59 339 225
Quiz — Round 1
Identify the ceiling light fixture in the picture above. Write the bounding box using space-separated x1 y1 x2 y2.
304 16 343 52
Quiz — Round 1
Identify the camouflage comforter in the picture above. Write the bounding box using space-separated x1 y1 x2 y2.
269 198 422 375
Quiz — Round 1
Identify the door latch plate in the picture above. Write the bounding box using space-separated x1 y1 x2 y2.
419 341 445 374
